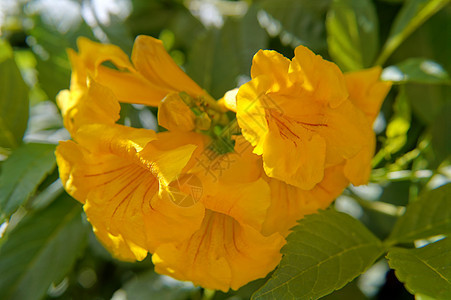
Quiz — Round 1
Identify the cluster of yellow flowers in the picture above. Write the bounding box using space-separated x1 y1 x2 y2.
55 35 391 291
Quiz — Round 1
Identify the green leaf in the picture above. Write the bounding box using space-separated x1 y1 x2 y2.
382 58 451 84
259 0 331 52
416 293 438 300
30 179 65 211
0 195 88 300
186 29 235 99
326 0 379 71
127 1 202 46
405 83 450 125
376 0 450 65
387 183 451 244
235 6 269 75
252 210 384 300
26 0 96 100
167 9 206 51
0 40 29 149
186 7 267 99
428 101 451 165
121 270 199 300
0 143 56 220
387 237 451 299
384 86 411 155
322 280 368 300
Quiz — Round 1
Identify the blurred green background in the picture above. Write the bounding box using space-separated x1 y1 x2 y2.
0 0 450 299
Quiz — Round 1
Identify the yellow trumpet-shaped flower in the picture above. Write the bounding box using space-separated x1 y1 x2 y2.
56 34 390 292
261 164 349 236
56 122 207 260
236 47 391 189
154 137 284 291
55 36 287 292
57 35 208 135
67 35 204 106
344 66 392 125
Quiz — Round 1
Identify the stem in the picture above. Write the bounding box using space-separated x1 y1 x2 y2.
371 148 386 168
391 148 421 170
372 140 428 172
371 169 434 183
346 190 405 217
201 289 216 300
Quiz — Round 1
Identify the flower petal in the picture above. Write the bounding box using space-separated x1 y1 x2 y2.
76 36 134 72
74 37 169 106
344 66 392 124
56 128 206 259
140 131 208 180
153 210 285 292
84 170 205 254
95 66 168 106
344 142 375 185
290 45 348 108
236 75 273 155
261 164 349 236
315 100 373 166
57 78 121 136
219 88 239 112
139 136 199 185
251 50 291 92
202 178 271 231
132 35 204 98
261 127 326 190
157 92 196 132
74 123 156 160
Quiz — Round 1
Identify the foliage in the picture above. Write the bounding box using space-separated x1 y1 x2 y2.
253 210 384 299
0 0 449 299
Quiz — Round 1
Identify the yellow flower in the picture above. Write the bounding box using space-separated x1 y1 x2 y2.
153 137 285 291
57 77 121 136
261 164 349 236
55 36 285 292
56 35 390 292
67 35 205 106
57 35 207 135
236 47 390 189
344 66 392 125
56 122 207 260
340 66 392 185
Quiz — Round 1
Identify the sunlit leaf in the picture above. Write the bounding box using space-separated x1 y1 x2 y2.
82 0 134 54
0 143 56 220
387 237 451 299
387 183 451 244
25 0 95 100
120 270 199 300
0 40 29 149
384 86 411 155
0 195 88 300
236 6 269 75
252 210 384 300
382 58 451 84
376 0 450 65
186 28 238 99
326 0 379 71
258 0 330 52
167 9 206 50
186 7 267 98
